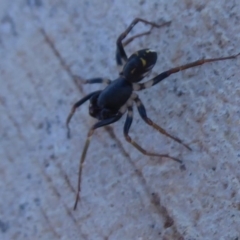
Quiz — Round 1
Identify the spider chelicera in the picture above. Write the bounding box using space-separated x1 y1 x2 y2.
66 18 240 210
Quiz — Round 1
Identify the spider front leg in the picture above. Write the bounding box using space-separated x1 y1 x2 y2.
73 76 111 86
84 78 111 85
116 18 171 68
73 113 123 210
124 105 182 164
133 53 240 90
132 94 191 151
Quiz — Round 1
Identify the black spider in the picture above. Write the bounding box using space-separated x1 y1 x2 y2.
66 18 239 210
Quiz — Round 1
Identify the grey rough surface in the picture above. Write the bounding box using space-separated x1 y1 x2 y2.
1 0 240 239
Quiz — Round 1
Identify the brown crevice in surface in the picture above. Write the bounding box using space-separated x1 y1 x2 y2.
40 206 61 239
105 126 183 237
39 28 83 92
50 154 76 194
0 94 26 143
35 158 88 239
1 103 86 237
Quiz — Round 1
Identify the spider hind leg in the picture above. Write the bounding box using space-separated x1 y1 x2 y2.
124 105 182 164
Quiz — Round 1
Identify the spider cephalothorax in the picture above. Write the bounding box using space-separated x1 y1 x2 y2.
66 18 240 210
121 49 157 82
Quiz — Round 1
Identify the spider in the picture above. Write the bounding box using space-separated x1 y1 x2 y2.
66 18 240 210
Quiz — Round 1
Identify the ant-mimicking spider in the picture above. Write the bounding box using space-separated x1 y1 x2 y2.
66 18 240 210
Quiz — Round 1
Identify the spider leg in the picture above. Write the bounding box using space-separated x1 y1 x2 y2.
72 76 111 85
84 78 111 85
74 75 111 85
74 113 123 210
133 53 240 91
122 27 154 47
124 105 182 164
132 94 191 150
66 90 101 138
116 27 156 71
116 18 171 68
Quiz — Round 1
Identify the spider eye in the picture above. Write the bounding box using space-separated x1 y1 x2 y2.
122 49 157 82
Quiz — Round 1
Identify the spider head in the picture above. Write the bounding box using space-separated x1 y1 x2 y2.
121 49 157 82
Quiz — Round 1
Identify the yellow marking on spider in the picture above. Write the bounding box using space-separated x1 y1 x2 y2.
146 49 154 53
140 58 146 67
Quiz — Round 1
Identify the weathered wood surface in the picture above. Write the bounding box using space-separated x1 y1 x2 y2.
1 1 240 239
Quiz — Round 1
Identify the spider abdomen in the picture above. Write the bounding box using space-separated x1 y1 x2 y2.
97 77 132 111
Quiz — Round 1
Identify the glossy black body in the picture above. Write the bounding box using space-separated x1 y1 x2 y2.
89 49 157 120
98 78 132 110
